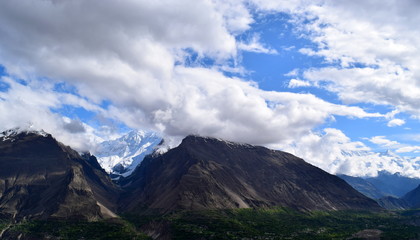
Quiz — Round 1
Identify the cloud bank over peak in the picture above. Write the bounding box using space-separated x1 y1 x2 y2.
282 128 420 178
1 0 419 178
0 0 382 148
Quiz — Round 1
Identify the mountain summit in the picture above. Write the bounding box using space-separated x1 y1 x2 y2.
0 130 119 221
120 135 381 212
95 130 162 178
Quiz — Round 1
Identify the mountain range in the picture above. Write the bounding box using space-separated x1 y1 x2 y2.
338 171 420 210
338 172 420 199
119 135 380 212
0 129 382 222
96 131 420 211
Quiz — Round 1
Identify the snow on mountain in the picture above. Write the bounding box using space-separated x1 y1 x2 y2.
94 130 162 177
0 127 48 141
331 149 420 178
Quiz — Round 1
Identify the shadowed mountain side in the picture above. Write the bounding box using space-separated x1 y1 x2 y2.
403 184 420 208
376 196 411 210
365 171 420 198
374 185 420 210
337 174 386 199
120 135 381 213
0 131 120 221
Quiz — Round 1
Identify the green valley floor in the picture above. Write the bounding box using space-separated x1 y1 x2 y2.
2 208 420 239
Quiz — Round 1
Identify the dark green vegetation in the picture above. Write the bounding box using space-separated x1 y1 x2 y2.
0 218 9 231
1 218 151 240
123 208 420 240
1 207 420 239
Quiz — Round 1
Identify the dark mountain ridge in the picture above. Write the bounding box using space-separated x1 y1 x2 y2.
402 184 420 208
0 130 119 221
337 174 386 199
120 135 381 213
0 130 382 222
373 185 420 210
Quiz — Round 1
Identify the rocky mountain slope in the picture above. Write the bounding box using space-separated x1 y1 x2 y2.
376 196 411 210
120 135 381 213
0 129 119 221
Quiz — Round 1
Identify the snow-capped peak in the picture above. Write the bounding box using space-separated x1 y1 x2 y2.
379 149 400 158
331 148 419 178
94 130 162 178
0 127 48 141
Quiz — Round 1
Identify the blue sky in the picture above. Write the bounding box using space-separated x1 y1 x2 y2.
0 0 419 177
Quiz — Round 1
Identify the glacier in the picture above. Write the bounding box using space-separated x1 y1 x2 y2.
94 130 162 178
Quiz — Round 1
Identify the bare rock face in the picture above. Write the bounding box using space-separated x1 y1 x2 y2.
120 135 381 212
376 196 410 210
0 130 119 221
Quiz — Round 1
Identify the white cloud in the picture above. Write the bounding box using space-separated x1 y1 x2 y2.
0 0 418 180
212 0 254 33
396 146 420 154
0 0 383 151
387 118 405 127
0 77 104 151
367 136 400 148
238 34 278 54
366 135 420 155
273 0 420 118
281 128 420 178
284 68 299 77
288 79 312 88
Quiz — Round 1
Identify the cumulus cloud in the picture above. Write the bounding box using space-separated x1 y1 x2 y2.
387 118 405 127
281 128 420 178
367 136 400 148
1 0 419 180
0 0 383 151
63 118 86 133
0 77 103 151
276 0 420 117
396 146 420 154
366 135 420 155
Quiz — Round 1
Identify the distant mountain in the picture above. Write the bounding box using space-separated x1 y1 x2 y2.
95 130 162 178
403 184 420 208
120 135 381 213
0 129 119 221
337 174 386 199
338 170 420 210
374 184 420 210
339 171 420 199
365 171 420 198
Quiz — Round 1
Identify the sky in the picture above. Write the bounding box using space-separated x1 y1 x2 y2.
0 0 420 177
